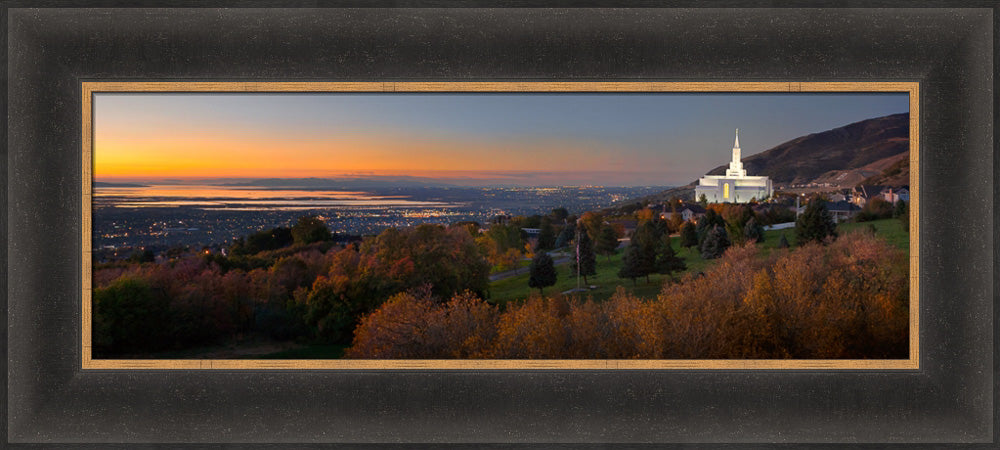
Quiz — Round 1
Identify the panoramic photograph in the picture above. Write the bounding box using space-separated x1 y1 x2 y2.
89 91 911 360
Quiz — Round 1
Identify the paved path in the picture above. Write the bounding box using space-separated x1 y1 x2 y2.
488 253 573 282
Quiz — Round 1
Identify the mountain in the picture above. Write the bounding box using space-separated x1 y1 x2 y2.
704 112 910 186
626 112 910 206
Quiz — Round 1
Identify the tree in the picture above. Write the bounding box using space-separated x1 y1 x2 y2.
655 235 687 280
528 252 557 295
127 249 155 263
667 211 685 234
618 230 657 284
856 197 894 222
898 201 909 233
92 276 170 355
722 204 753 243
554 221 576 249
617 243 644 286
696 209 724 247
478 223 525 271
795 198 837 245
743 216 765 244
536 218 557 251
594 223 620 261
680 221 699 249
291 215 332 245
698 193 708 206
579 211 604 241
571 230 597 284
778 233 790 248
700 225 731 259
550 207 569 223
894 199 907 218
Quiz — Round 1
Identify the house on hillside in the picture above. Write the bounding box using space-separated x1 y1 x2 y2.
882 187 910 203
851 185 882 207
659 204 707 223
610 219 638 237
824 200 861 223
680 204 707 223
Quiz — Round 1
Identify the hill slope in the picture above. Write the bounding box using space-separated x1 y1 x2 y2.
616 112 910 207
704 112 910 186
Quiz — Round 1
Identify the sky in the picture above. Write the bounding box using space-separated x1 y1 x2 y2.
93 92 909 186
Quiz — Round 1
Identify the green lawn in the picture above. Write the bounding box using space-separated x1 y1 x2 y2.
487 218 908 306
487 236 715 306
836 218 909 250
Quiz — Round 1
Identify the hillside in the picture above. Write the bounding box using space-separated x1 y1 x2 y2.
619 112 910 206
704 112 909 186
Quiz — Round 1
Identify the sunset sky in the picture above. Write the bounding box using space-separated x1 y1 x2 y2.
94 93 908 186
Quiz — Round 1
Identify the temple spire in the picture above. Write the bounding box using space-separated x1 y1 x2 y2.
734 128 740 149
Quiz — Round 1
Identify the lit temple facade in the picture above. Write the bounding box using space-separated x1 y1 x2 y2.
695 129 773 203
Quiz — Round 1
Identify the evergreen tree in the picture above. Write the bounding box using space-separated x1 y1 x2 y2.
696 209 724 246
679 221 699 249
778 233 790 249
536 218 557 251
700 225 731 259
743 216 765 244
617 242 644 286
571 231 597 284
655 235 687 280
528 252 557 295
550 207 569 223
698 193 708 206
894 199 907 218
795 198 837 245
627 227 659 283
594 223 620 262
898 201 909 233
554 221 576 249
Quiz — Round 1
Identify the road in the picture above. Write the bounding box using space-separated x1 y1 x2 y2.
488 252 573 282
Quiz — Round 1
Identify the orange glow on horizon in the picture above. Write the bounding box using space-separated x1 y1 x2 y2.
94 130 631 179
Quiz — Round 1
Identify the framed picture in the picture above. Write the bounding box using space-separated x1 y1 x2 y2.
6 4 995 446
82 81 919 370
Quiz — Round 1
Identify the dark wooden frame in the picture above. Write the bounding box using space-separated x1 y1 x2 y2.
4 3 996 446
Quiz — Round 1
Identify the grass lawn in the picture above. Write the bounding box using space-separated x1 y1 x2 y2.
488 236 714 306
487 218 908 306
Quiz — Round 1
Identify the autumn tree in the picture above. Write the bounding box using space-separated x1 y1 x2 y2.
856 197 894 222
594 223 620 261
528 252 558 295
478 223 525 271
795 198 837 245
291 215 332 245
92 276 170 355
667 211 685 234
571 230 597 284
578 211 604 241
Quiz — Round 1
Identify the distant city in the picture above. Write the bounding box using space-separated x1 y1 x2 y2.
92 184 667 257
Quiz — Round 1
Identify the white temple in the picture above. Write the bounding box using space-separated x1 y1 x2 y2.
694 129 772 203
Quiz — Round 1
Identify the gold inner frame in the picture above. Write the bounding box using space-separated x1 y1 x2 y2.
82 81 920 370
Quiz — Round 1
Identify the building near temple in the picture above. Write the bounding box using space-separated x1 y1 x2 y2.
695 129 773 203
